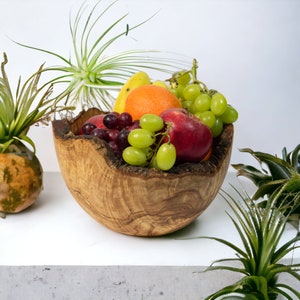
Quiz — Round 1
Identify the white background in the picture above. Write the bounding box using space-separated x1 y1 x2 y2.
1 0 299 172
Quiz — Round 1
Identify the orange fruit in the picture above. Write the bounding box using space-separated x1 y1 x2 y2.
124 84 182 120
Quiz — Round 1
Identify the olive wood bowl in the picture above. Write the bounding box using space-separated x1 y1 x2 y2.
52 108 233 237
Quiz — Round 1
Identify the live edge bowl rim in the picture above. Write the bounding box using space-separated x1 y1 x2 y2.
52 109 234 179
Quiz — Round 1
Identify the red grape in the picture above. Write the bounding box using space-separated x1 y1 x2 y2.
103 113 118 129
91 128 109 141
118 112 133 129
117 129 130 150
107 129 119 142
82 123 96 135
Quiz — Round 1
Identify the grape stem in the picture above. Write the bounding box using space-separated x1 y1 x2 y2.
191 58 198 83
190 58 210 94
167 58 211 94
148 122 172 166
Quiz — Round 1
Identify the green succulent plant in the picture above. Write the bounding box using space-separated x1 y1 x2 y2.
0 53 68 153
232 146 300 219
16 0 187 111
201 187 300 299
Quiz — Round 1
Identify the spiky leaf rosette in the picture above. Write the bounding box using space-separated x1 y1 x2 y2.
198 187 300 299
15 0 188 111
0 53 69 153
232 146 300 218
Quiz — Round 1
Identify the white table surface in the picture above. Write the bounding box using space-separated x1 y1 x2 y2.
1 171 299 266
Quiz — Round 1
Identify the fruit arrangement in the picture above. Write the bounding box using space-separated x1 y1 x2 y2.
19 0 235 235
76 61 238 171
52 108 234 236
16 0 237 173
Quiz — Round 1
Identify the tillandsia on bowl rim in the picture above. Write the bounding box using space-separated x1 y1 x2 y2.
232 145 300 227
0 52 71 154
14 0 190 111
190 186 300 299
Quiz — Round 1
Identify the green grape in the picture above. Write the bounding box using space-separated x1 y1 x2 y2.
210 92 228 116
155 143 176 171
140 114 164 133
169 87 178 97
177 70 191 86
196 111 216 129
191 93 211 113
182 83 201 101
211 117 223 138
128 128 155 148
149 155 159 169
141 147 153 160
181 100 194 111
220 105 238 124
174 84 185 99
122 146 147 166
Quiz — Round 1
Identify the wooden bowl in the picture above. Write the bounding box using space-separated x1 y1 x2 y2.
52 108 233 236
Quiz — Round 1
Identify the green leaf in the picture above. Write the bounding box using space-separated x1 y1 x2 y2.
272 283 300 299
288 144 300 172
204 283 245 300
272 232 300 263
232 163 273 187
239 148 293 180
14 135 36 153
252 179 287 199
194 236 248 259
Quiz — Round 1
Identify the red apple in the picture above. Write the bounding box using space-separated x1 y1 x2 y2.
84 114 106 129
77 114 106 135
160 108 213 163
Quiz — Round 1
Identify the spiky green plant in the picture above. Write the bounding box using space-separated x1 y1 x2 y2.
232 146 300 217
15 0 187 111
200 187 300 299
0 52 69 153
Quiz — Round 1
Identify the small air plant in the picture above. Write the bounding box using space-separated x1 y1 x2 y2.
0 52 72 214
0 52 69 153
15 0 187 111
201 187 300 300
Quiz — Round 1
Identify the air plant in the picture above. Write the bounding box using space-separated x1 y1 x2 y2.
0 52 70 153
200 186 300 299
15 0 187 111
232 146 300 230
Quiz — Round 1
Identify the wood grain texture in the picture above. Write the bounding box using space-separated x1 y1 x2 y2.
52 108 233 236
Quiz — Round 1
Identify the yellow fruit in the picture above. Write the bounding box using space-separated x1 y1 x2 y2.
152 80 169 89
113 71 151 113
